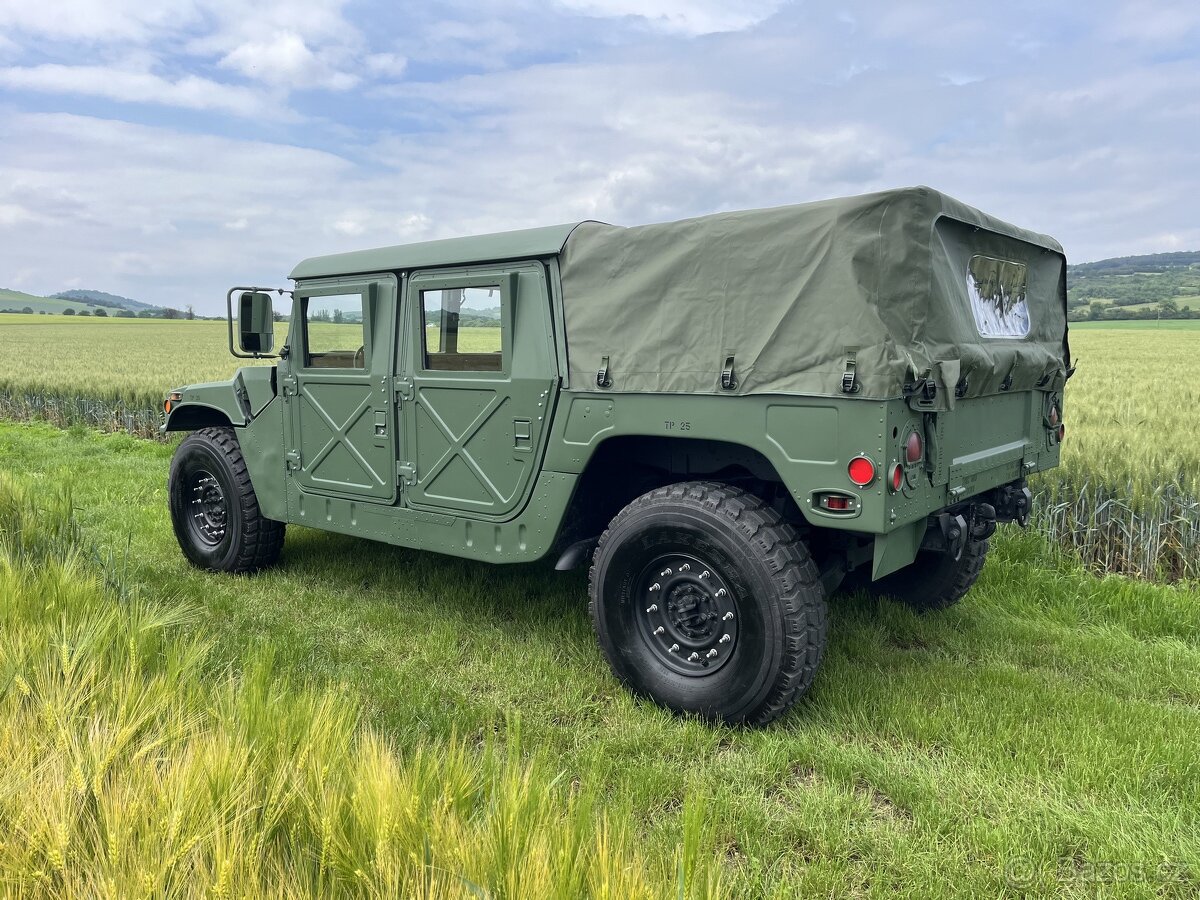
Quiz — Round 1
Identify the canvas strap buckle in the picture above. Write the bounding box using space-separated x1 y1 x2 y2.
596 355 612 388
841 351 859 394
721 355 736 391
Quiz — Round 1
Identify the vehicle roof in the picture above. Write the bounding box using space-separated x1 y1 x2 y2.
289 222 588 280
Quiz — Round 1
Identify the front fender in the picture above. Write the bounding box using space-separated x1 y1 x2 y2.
161 367 277 433
162 380 247 432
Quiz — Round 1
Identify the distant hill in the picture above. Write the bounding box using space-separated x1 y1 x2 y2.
51 289 162 313
1067 252 1200 321
0 288 109 315
1068 251 1200 278
0 287 170 317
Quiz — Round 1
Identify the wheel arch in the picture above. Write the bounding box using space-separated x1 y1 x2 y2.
553 434 802 551
163 402 240 432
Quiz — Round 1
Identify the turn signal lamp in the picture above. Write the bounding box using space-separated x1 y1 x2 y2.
890 463 904 492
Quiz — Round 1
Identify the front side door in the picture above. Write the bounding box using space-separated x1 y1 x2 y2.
289 274 398 502
402 262 558 518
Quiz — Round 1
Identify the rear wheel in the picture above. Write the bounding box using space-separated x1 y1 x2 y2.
867 538 989 612
589 482 827 726
168 426 285 573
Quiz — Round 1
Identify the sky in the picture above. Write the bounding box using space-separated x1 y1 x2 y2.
1 0 1198 314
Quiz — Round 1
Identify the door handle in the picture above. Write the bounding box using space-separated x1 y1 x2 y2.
514 417 532 451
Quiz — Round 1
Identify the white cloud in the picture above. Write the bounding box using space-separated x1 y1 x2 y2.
553 0 786 35
219 30 357 90
0 64 277 117
0 0 1197 308
366 53 407 79
0 0 197 43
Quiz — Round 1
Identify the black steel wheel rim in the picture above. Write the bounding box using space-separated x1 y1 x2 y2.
185 468 228 547
633 552 739 676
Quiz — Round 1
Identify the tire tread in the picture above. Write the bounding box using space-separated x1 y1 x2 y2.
171 427 284 573
588 481 827 726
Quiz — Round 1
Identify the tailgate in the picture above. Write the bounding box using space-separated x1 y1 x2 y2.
931 392 1044 499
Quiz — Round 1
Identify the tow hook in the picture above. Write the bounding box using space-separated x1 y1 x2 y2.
994 482 1032 526
971 503 997 541
924 512 968 560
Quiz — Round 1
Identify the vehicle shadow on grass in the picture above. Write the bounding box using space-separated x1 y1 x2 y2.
278 526 591 631
274 526 960 711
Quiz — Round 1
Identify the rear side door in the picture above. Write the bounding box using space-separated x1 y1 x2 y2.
401 262 557 518
287 274 398 502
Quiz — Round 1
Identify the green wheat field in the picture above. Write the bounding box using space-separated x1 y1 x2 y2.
1 313 1198 897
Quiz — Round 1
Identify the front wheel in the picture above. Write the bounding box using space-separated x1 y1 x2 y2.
168 426 285 573
589 482 827 727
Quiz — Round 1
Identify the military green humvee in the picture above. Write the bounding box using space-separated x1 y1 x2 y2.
163 186 1070 725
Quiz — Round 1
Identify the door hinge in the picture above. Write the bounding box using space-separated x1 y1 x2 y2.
394 377 415 404
281 376 299 398
286 449 302 471
396 462 416 486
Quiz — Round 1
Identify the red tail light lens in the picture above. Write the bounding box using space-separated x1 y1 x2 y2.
1057 423 1065 442
848 456 876 487
890 463 903 492
905 430 923 464
1048 404 1060 428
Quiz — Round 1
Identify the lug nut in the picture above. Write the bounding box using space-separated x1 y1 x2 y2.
668 644 680 653
700 570 711 579
679 563 690 572
722 611 734 621
653 626 664 635
660 568 672 577
719 634 731 643
649 582 661 592
715 588 727 598
706 649 718 659
688 652 701 662
646 603 658 613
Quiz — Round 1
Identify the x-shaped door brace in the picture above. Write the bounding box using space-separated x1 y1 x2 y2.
416 392 509 504
300 390 386 488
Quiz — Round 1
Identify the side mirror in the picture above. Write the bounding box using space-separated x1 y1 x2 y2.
237 291 274 355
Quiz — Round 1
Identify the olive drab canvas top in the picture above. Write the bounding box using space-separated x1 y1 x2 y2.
557 186 1070 403
291 185 1070 404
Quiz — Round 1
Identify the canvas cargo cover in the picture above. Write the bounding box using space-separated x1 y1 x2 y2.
558 186 1070 401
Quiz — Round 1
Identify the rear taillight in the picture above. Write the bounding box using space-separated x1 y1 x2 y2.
848 456 876 487
905 430 923 464
1057 423 1065 442
889 463 903 492
1048 404 1060 428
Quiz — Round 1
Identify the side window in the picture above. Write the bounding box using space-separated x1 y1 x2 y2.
421 286 503 372
303 292 366 368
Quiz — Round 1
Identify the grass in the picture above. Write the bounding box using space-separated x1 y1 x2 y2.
1069 319 1200 329
1033 324 1200 580
0 315 498 436
0 464 723 899
2 421 1199 897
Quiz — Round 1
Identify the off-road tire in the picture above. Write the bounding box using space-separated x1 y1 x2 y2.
589 481 827 726
168 426 285 573
867 537 989 612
